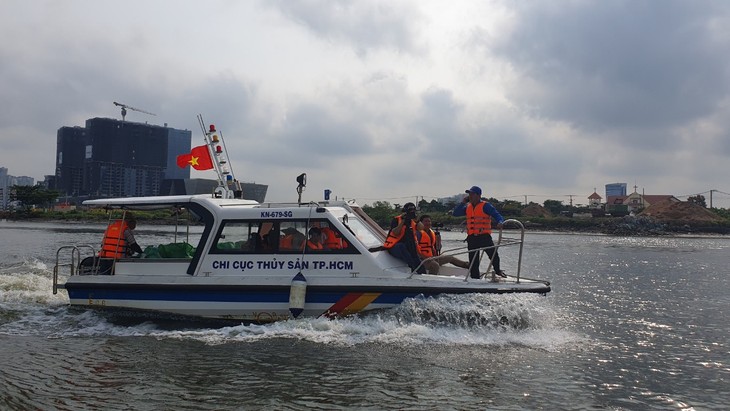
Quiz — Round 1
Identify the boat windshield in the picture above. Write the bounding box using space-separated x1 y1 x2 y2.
345 217 383 249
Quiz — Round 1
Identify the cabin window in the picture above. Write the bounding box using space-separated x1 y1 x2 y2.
210 219 358 254
210 221 273 253
343 217 383 248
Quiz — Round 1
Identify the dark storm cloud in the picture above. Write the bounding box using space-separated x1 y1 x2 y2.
484 1 730 139
266 0 425 55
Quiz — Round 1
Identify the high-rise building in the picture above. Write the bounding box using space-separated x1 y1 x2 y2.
0 167 8 210
0 168 34 210
56 126 86 196
54 117 267 202
605 183 627 198
12 176 35 186
55 118 192 198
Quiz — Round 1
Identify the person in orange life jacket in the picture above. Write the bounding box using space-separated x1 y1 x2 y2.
280 227 305 250
306 227 325 251
383 202 425 273
100 215 142 258
418 215 469 274
320 223 348 250
451 186 506 279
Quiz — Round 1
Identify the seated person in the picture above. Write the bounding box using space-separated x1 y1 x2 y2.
247 233 263 251
100 214 143 258
124 217 144 257
418 214 469 274
306 227 325 251
383 203 424 273
280 227 306 251
320 222 348 250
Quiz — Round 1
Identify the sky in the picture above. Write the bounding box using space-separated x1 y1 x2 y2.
1 0 729 208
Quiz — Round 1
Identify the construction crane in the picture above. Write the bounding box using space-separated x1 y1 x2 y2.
113 101 156 121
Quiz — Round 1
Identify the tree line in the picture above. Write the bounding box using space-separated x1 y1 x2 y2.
4 185 60 213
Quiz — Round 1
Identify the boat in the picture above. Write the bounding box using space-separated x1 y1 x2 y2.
53 118 551 323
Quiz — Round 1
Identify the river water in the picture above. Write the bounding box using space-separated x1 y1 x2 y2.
0 220 728 410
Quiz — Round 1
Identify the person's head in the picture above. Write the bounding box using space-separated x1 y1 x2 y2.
402 202 417 219
308 227 322 239
465 186 482 204
126 214 137 229
419 214 432 228
282 227 299 236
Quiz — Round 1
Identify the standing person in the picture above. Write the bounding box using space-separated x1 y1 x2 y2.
383 202 424 273
452 186 505 279
418 215 470 274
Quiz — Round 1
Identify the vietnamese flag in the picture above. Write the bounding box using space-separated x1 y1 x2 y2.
176 145 214 170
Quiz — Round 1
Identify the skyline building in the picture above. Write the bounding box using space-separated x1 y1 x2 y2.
54 117 267 203
0 167 7 210
55 118 192 198
0 167 35 210
605 183 627 199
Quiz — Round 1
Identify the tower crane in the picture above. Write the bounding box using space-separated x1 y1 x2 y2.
113 101 156 121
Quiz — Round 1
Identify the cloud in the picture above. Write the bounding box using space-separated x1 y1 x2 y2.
0 1 728 207
484 1 730 137
266 0 426 56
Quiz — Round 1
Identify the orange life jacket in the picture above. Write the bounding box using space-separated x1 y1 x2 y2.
321 227 347 249
466 201 493 235
383 215 418 249
99 220 129 258
418 229 436 257
279 234 304 250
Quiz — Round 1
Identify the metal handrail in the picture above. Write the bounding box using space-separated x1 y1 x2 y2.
53 244 96 294
491 219 525 282
408 218 526 282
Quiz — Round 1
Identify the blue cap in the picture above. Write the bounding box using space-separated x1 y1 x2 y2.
465 186 482 195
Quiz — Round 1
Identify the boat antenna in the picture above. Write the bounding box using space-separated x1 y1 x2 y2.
197 114 242 199
296 173 306 204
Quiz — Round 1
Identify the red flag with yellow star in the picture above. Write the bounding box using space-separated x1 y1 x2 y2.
176 145 213 170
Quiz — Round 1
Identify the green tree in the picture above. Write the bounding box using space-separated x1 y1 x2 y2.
362 201 398 227
543 199 564 215
687 194 707 208
10 185 60 212
499 199 524 217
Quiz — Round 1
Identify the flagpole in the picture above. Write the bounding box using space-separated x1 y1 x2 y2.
197 114 236 199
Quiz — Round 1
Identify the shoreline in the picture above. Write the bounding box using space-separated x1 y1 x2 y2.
4 215 729 237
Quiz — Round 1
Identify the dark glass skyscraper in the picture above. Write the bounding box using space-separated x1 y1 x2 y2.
56 126 87 196
55 118 192 198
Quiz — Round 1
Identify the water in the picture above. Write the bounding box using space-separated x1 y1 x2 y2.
1 220 728 410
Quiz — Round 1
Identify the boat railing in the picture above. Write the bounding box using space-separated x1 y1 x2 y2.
53 245 96 294
409 219 526 282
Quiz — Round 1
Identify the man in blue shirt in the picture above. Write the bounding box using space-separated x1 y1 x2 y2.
452 186 506 279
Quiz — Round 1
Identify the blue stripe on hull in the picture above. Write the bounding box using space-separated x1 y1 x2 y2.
65 287 423 306
63 281 549 310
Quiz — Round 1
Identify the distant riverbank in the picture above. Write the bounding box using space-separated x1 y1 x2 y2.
439 216 730 236
3 210 729 236
519 216 730 236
